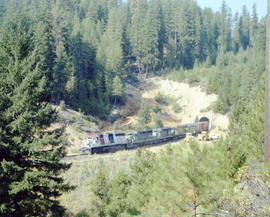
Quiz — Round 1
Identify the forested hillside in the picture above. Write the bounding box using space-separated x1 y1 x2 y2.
0 0 266 118
0 0 268 216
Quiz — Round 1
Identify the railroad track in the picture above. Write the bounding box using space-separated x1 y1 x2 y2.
63 134 186 161
63 153 91 160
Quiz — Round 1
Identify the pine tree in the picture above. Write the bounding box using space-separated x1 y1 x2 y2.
96 6 124 101
138 102 151 129
0 14 73 217
154 113 163 128
128 0 147 73
141 1 161 74
178 2 197 68
106 171 131 216
53 41 71 104
239 5 250 49
128 150 156 210
250 3 259 49
232 12 241 53
217 0 232 53
112 75 124 104
147 141 227 216
91 167 111 217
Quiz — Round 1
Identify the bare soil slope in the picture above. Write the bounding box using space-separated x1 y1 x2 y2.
122 77 228 133
61 76 229 154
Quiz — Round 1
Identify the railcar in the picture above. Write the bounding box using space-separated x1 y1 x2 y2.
80 117 210 154
81 132 128 154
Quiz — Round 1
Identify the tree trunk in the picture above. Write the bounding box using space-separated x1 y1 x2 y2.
265 0 270 165
194 201 197 217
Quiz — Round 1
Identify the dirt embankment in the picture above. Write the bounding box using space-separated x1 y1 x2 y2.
61 76 229 153
122 77 228 133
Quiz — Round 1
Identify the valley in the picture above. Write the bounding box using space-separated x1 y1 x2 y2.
61 76 229 155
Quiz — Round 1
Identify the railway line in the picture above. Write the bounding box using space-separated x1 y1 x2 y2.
64 130 191 160
63 117 210 160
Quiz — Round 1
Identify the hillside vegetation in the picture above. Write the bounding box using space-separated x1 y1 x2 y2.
0 0 268 216
60 76 228 154
0 0 265 118
62 77 269 217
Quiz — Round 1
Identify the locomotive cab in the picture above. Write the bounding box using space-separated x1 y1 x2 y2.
80 134 100 151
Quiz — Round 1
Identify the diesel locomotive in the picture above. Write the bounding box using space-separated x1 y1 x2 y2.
80 117 210 154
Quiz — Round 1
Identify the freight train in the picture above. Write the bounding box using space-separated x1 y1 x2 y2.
80 117 210 154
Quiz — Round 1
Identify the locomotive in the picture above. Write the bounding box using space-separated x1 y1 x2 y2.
80 117 210 154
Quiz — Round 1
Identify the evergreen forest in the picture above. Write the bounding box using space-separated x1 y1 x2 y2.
0 0 269 216
0 0 266 117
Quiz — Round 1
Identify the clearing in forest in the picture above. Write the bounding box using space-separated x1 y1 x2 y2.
61 76 229 154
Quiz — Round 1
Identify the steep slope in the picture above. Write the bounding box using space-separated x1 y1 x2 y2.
61 76 229 154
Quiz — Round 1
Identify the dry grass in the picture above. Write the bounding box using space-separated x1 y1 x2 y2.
60 150 137 215
61 76 229 155
60 137 217 215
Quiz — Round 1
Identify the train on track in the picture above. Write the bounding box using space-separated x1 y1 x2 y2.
80 117 210 154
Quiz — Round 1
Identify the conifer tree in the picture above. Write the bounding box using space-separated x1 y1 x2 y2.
91 167 111 217
138 102 151 128
239 5 250 49
141 1 161 74
147 142 226 217
53 41 71 104
128 150 156 210
106 171 131 216
112 75 124 104
178 2 196 68
250 3 259 49
233 12 241 53
0 14 73 217
128 0 147 73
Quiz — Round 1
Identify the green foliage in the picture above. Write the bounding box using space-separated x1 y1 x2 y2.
0 14 73 216
112 76 124 104
153 114 163 128
76 210 91 217
91 167 111 217
106 171 131 217
168 68 185 82
71 73 266 215
137 102 151 128
128 150 157 210
145 141 229 216
0 0 265 119
226 78 265 168
91 167 132 217
74 124 82 132
60 100 67 111
153 106 162 114
155 92 169 105
0 1 267 215
172 102 182 113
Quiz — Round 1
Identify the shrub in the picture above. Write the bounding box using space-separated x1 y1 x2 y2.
74 124 81 131
119 107 130 117
60 100 67 110
138 102 151 128
153 106 162 114
154 114 163 128
172 103 182 113
186 74 200 84
85 115 93 122
155 92 169 105
76 210 91 217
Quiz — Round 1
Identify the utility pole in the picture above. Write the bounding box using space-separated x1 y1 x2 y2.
265 0 270 165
